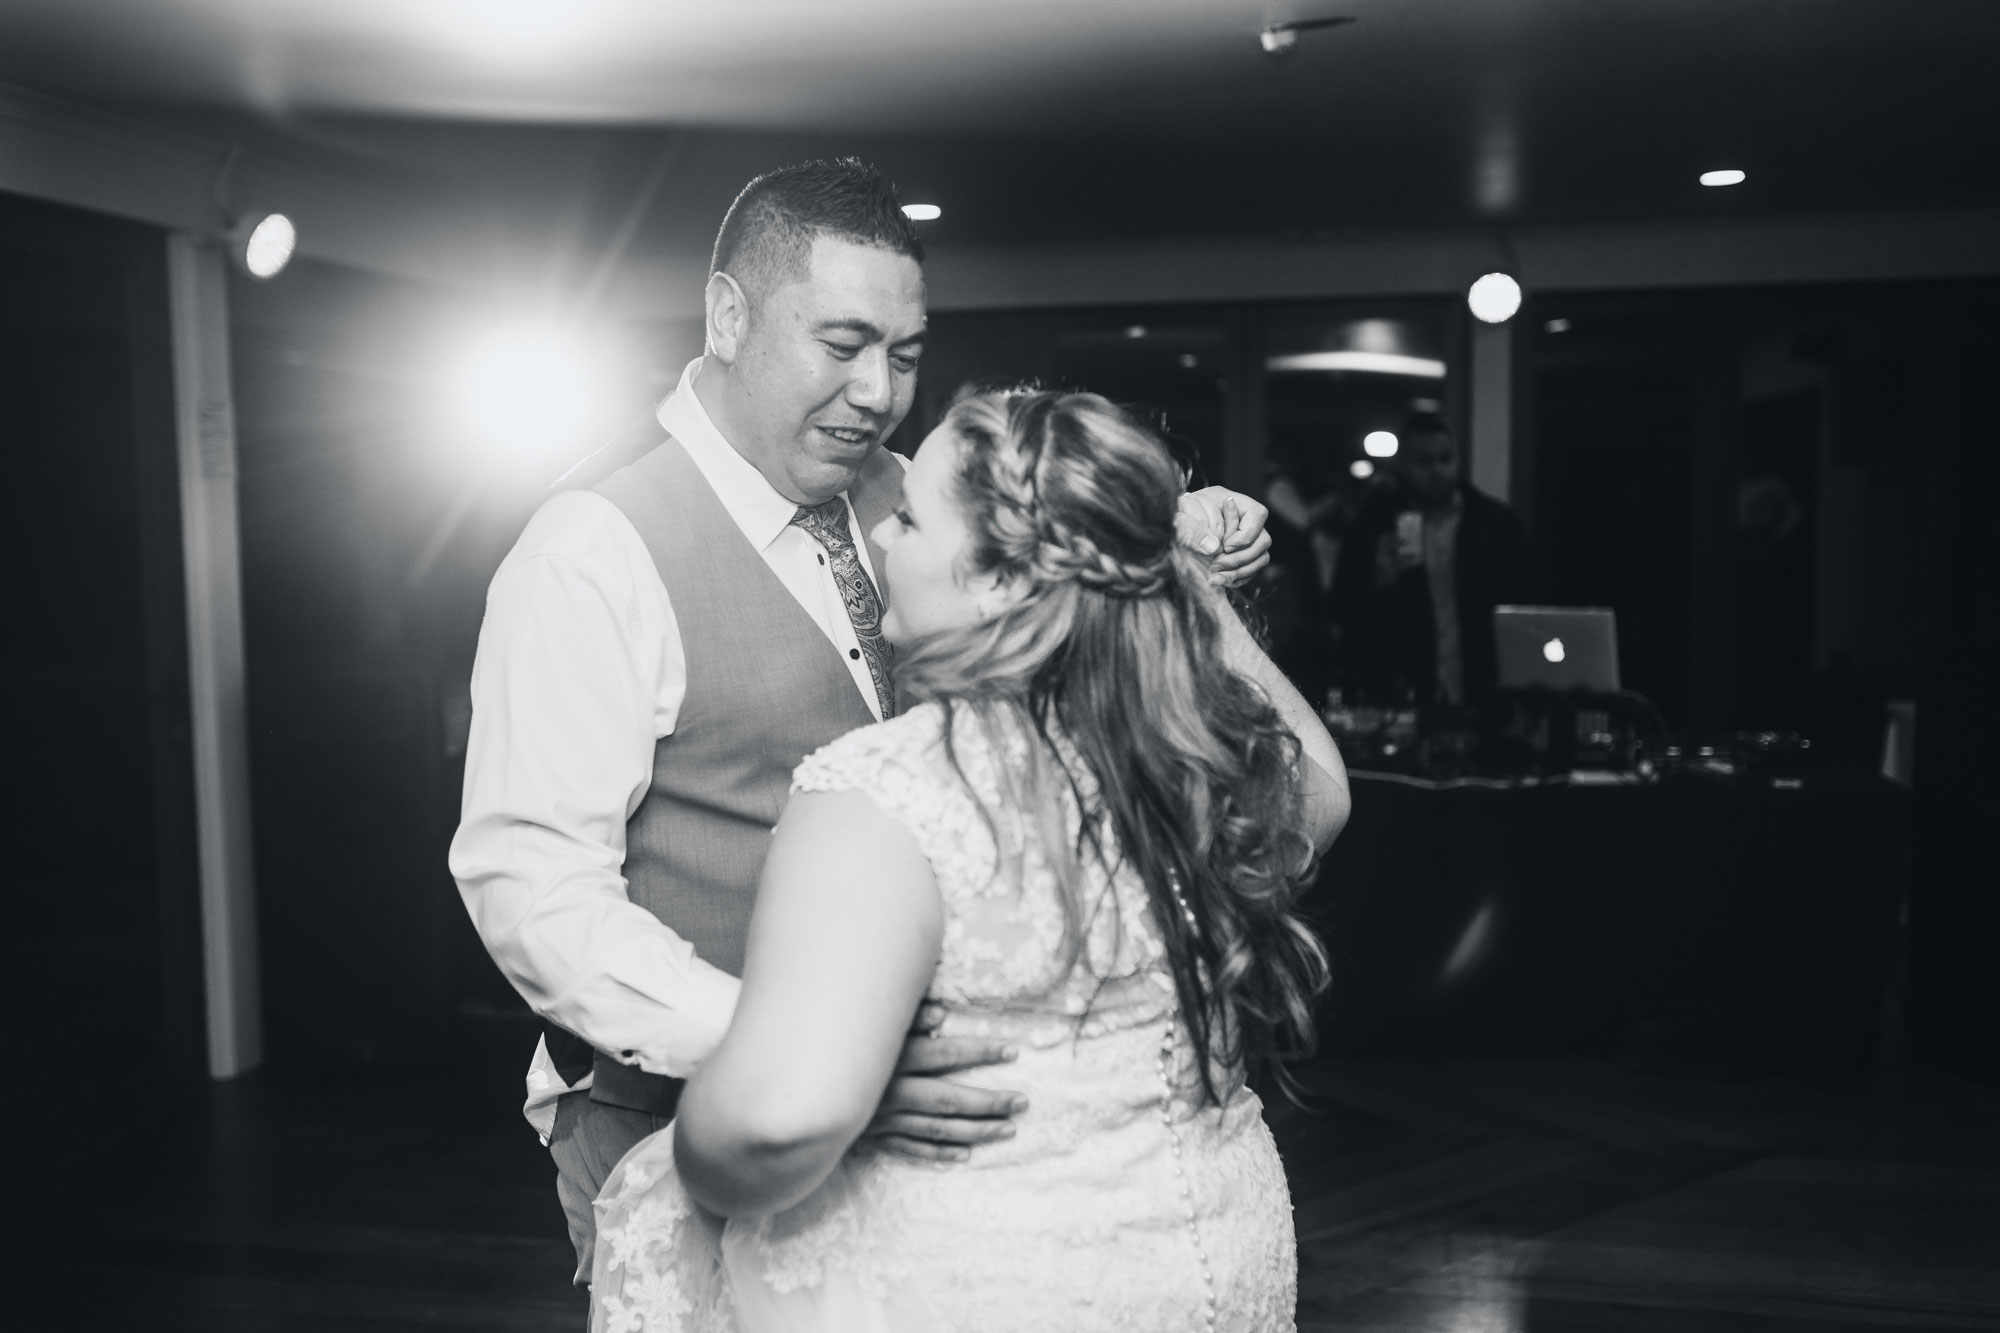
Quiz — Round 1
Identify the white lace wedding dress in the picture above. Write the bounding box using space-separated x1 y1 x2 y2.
590 702 1298 1332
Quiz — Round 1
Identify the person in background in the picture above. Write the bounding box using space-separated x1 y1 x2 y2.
1261 458 1348 706
1327 412 1530 710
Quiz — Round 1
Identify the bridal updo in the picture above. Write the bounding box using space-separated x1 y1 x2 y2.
892 388 1329 1107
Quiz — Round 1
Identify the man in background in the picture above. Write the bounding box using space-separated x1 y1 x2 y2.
1329 413 1530 710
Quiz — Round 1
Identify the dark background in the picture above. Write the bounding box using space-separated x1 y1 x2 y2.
2 2 1998 1143
9 169 1994 1117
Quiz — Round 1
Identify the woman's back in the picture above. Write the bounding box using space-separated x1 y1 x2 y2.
591 703 1297 1332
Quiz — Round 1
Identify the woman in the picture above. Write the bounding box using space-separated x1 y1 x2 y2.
590 389 1349 1332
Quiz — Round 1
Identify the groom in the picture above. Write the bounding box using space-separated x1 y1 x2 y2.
451 157 1273 1282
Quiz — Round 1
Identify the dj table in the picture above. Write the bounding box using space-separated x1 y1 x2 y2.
1303 769 1911 1081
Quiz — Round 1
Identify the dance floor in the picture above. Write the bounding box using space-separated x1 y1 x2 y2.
7 1047 1997 1331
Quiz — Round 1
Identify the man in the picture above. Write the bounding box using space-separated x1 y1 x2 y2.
450 158 1272 1283
1328 413 1530 710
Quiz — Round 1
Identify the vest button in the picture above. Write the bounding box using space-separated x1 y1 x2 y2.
849 648 861 660
818 554 826 565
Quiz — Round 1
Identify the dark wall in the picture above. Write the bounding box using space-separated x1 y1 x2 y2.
1906 307 2000 1085
231 259 516 1076
1519 280 1996 1082
228 259 683 1077
1517 284 1973 749
223 262 1996 1087
0 190 202 1120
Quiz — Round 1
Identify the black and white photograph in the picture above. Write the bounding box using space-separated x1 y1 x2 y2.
3 2 1998 1329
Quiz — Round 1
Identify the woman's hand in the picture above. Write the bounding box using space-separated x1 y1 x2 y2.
1176 487 1273 586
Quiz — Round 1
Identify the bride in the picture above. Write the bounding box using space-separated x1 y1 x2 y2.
590 388 1350 1332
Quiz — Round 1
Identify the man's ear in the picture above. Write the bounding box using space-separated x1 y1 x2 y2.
706 271 750 364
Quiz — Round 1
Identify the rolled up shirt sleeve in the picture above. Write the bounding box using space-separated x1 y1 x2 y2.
450 492 740 1080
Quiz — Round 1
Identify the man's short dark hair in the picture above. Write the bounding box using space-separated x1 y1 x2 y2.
710 158 925 302
1403 410 1454 443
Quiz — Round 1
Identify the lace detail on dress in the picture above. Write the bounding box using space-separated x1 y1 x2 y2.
590 1128 733 1333
792 702 1169 1019
591 701 1298 1333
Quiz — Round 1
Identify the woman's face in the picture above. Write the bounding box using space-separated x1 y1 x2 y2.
873 425 1004 645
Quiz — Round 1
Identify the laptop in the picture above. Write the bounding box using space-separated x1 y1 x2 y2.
1493 605 1621 693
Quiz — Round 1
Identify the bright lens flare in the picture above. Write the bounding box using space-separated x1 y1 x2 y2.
449 323 598 464
1467 272 1522 324
1364 430 1400 458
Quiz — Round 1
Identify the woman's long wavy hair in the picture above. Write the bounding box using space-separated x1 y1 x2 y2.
893 388 1330 1106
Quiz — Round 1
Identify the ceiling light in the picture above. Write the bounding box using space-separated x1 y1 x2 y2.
1349 459 1375 479
1699 169 1747 188
901 203 942 222
1545 317 1571 333
1364 430 1399 458
232 212 296 280
1467 272 1522 324
1125 325 1148 339
1260 16 1355 56
1265 351 1446 378
1179 353 1199 369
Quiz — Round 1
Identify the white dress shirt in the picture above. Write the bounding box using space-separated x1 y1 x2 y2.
450 359 897 1138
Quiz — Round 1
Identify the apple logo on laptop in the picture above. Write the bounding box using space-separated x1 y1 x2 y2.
1543 637 1566 663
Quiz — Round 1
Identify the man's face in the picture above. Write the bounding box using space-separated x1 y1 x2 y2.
729 236 927 503
1400 431 1461 508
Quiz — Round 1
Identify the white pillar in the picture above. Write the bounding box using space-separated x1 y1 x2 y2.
166 234 263 1080
1469 320 1514 503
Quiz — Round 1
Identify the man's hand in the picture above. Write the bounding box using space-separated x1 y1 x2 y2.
863 1004 1025 1163
1176 486 1273 586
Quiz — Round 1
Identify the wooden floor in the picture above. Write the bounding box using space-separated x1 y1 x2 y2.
1273 1057 2000 1332
7 1050 1998 1330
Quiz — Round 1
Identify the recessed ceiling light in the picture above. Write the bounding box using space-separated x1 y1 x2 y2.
1179 353 1199 369
1467 272 1522 324
1363 430 1400 458
901 203 942 221
1125 325 1148 339
1699 169 1747 188
1545 317 1571 333
1265 351 1446 378
1349 459 1376 479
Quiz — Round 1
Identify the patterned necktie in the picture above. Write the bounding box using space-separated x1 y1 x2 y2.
791 499 896 720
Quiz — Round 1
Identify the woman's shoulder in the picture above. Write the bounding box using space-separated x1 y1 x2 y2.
792 702 950 793
791 702 1004 897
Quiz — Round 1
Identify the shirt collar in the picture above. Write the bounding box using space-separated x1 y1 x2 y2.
655 358 807 552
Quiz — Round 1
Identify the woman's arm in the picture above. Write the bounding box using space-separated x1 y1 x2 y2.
673 787 944 1217
1210 590 1351 854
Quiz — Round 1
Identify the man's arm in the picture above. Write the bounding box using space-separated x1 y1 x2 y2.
450 495 739 1078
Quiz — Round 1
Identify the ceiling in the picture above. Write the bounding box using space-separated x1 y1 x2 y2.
3 0 1998 252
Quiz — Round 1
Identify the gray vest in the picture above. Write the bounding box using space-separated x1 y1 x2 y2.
586 434 903 1113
